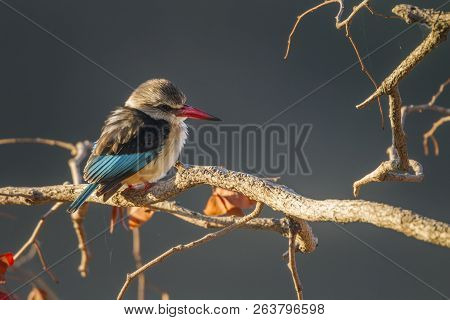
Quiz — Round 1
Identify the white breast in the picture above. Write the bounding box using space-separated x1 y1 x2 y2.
123 121 187 185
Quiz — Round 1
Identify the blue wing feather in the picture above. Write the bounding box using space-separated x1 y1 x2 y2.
84 150 157 183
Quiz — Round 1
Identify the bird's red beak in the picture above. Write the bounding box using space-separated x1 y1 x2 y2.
175 104 221 121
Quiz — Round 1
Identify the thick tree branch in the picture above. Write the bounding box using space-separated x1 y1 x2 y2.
389 87 409 170
356 5 450 109
0 164 448 248
353 87 425 195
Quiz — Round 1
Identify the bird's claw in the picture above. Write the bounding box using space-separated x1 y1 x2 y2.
126 181 155 192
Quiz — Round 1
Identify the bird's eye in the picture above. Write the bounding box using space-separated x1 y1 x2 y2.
157 104 173 112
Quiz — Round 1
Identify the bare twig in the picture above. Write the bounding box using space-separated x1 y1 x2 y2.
150 200 317 254
1 138 92 277
71 203 90 277
401 78 450 127
353 158 423 197
284 0 383 126
14 202 64 260
423 116 450 156
401 104 450 128
117 202 264 299
399 78 450 156
287 220 303 300
12 202 63 283
0 164 448 248
344 23 384 127
132 228 146 300
356 5 450 109
428 78 450 107
0 137 76 154
284 0 373 58
364 3 400 20
284 0 342 59
34 242 59 283
67 140 92 277
353 5 449 195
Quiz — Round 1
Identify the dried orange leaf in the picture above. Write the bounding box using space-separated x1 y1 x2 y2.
203 194 229 216
128 207 155 229
215 187 256 208
203 187 255 216
27 287 48 300
0 252 14 285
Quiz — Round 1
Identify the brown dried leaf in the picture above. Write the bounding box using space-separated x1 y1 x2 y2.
203 187 255 216
215 187 256 209
128 207 155 230
0 252 14 285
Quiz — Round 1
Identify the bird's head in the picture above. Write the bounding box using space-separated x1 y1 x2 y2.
125 79 220 122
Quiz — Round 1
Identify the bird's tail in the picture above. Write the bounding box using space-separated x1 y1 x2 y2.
67 183 98 214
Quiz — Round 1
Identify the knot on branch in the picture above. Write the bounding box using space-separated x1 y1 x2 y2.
392 4 450 28
353 159 424 197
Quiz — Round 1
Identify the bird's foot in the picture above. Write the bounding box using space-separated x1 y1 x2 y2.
126 181 155 192
141 181 155 192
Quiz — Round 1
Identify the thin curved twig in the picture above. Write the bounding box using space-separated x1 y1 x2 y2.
0 137 77 155
284 0 383 126
423 116 450 156
284 0 342 59
117 202 264 299
356 5 450 109
400 78 450 156
14 202 64 260
132 228 146 300
428 78 450 107
150 200 317 254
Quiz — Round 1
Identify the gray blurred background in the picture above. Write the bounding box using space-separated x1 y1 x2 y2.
0 0 449 299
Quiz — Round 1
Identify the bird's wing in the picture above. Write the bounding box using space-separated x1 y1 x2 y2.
83 107 170 186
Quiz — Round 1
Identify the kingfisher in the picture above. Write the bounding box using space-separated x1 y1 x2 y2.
67 79 220 214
